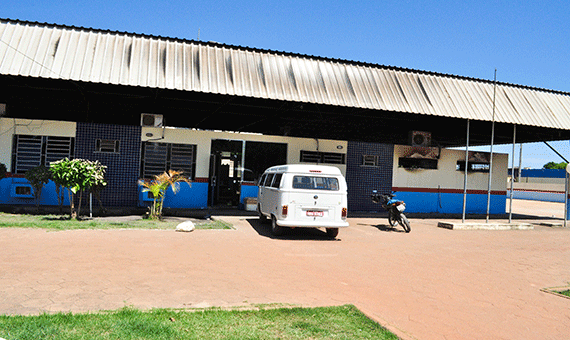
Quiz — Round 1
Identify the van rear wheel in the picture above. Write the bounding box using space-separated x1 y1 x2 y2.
326 228 339 238
271 215 285 236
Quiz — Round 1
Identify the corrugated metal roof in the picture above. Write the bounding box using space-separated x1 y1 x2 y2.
2 18 570 130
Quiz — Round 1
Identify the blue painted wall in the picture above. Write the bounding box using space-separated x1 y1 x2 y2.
0 177 70 206
521 169 566 178
138 182 258 210
240 184 259 204
393 191 506 214
138 182 208 209
509 189 566 203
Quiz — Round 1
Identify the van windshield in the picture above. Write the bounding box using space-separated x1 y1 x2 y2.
292 176 339 191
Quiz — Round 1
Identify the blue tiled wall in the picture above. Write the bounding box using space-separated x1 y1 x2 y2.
75 123 141 207
346 142 394 212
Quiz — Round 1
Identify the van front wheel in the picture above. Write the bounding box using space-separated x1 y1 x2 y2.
271 215 285 236
258 205 267 224
326 228 339 238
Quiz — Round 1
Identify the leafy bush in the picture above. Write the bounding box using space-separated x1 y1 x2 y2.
25 165 51 210
50 158 107 219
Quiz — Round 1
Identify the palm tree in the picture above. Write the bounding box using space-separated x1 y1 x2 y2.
142 170 191 219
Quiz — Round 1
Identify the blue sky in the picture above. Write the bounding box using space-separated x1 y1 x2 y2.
4 0 570 168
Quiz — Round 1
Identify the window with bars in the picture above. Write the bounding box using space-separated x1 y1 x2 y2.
95 139 120 153
362 155 377 166
299 150 345 164
11 135 74 174
141 142 196 179
456 161 490 172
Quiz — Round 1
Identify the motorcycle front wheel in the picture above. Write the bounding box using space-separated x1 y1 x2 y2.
400 214 411 233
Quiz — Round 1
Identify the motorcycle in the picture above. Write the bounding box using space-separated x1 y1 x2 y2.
371 191 411 233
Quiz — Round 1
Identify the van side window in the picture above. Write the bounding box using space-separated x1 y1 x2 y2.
259 174 267 186
271 173 283 188
292 176 339 191
264 173 275 187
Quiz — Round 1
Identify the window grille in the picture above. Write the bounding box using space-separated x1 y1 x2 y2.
398 157 438 170
45 136 74 165
12 135 74 174
141 142 196 179
300 150 345 164
362 155 377 166
95 139 120 153
456 161 490 172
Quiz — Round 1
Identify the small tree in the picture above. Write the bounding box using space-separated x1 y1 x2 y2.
142 170 190 220
50 158 107 219
543 161 568 170
25 164 51 212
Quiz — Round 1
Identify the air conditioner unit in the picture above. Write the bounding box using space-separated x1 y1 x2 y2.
409 131 431 147
141 113 163 127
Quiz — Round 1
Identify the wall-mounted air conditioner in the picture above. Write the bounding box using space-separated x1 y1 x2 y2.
141 113 163 127
409 131 431 147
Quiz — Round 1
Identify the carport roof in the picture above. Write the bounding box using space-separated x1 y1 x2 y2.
2 18 570 140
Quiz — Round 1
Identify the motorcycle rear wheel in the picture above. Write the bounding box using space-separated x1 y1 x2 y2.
388 210 399 227
400 214 411 233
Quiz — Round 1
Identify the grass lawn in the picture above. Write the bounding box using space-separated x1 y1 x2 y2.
0 305 397 340
0 212 231 230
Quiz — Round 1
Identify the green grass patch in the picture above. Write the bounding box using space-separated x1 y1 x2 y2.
0 305 397 340
0 212 231 231
541 284 570 300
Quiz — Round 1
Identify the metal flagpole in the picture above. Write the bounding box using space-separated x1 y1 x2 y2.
486 69 497 223
462 119 470 223
509 125 516 223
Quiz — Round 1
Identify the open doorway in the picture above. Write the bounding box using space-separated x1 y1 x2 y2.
208 139 288 208
209 139 244 207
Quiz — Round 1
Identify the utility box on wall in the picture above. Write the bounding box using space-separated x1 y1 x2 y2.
409 131 431 147
141 114 164 127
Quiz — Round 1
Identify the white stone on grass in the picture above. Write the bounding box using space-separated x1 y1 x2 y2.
176 221 195 232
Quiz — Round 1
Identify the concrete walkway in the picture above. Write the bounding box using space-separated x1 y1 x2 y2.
1 199 569 340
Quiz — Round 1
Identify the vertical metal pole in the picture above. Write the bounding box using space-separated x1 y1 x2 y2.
462 119 470 223
518 143 523 182
509 125 516 223
486 69 497 223
241 140 246 179
89 192 93 218
564 171 568 228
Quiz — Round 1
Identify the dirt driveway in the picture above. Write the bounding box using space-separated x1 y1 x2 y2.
1 200 569 340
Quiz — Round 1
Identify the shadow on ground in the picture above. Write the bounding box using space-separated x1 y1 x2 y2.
371 223 408 233
246 218 341 241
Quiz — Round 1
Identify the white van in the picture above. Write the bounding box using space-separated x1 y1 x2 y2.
257 164 349 238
